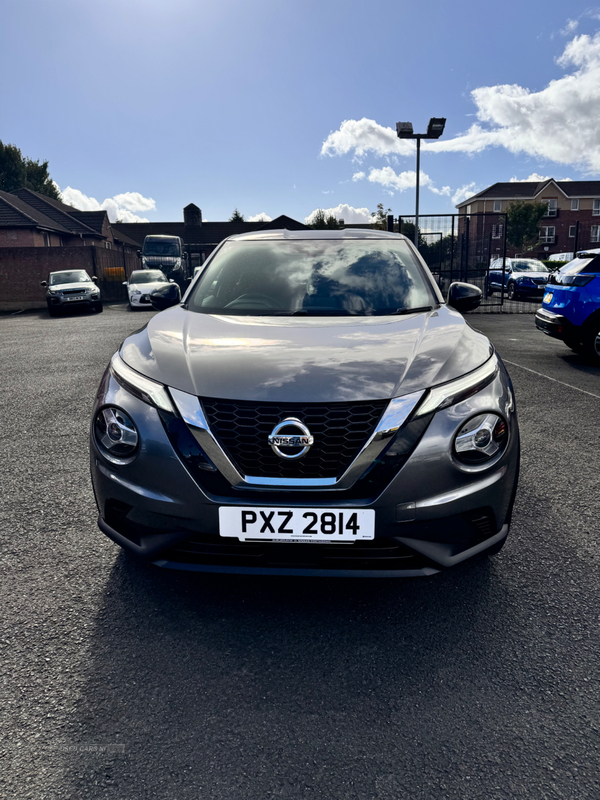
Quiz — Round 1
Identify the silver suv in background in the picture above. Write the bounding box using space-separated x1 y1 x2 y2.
42 270 102 316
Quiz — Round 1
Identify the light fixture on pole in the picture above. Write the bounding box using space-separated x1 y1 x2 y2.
396 117 446 247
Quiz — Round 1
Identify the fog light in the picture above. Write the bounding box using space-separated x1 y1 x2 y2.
95 407 138 459
454 413 508 465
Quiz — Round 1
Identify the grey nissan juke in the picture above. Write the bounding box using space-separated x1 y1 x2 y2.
90 229 519 577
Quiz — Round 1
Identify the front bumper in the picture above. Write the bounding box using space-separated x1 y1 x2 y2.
48 293 100 308
129 294 153 308
90 366 519 577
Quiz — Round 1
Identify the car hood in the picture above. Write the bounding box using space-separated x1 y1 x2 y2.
513 271 549 279
49 282 94 291
120 306 492 403
129 282 167 293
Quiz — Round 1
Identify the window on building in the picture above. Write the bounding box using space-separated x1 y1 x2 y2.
105 241 112 249
43 233 50 247
591 225 600 243
593 199 600 216
569 226 577 238
544 199 558 217
539 226 556 243
493 201 502 212
491 224 504 239
466 204 471 215
571 199 579 211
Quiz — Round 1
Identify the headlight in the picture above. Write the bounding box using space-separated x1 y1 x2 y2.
130 290 141 295
454 413 508 464
94 407 139 460
414 354 499 418
109 352 175 413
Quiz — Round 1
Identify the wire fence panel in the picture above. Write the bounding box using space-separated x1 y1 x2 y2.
400 212 546 313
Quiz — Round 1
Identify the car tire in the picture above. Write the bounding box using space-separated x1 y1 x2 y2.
128 302 137 311
94 302 103 313
582 321 600 365
507 282 518 301
47 302 59 317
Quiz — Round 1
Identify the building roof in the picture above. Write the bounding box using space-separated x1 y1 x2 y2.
456 179 600 208
0 189 72 232
111 214 309 248
10 188 104 237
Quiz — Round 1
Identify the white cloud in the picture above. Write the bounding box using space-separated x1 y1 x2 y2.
367 167 451 196
509 173 573 182
321 118 415 159
452 183 481 205
304 204 372 225
248 212 272 222
111 192 156 212
60 186 153 222
352 171 365 181
320 32 600 173
561 19 579 35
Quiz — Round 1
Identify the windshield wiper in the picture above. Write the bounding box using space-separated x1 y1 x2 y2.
386 306 434 315
292 309 362 316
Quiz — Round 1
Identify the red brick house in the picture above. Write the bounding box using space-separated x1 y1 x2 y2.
455 180 600 258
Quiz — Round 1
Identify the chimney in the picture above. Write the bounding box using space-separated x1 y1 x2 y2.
184 203 202 227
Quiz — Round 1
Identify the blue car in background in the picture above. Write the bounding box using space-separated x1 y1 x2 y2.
487 258 551 300
535 248 600 364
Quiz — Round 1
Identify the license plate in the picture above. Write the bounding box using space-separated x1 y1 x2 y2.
219 506 375 542
66 295 84 301
543 291 553 304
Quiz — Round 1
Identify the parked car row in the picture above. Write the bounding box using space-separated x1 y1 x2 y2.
486 258 550 300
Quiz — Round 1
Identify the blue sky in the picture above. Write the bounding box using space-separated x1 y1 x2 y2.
2 0 600 224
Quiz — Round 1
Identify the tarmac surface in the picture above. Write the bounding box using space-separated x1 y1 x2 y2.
1 303 599 800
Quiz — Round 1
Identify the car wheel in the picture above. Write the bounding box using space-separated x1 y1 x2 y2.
507 282 518 300
47 302 59 317
128 302 137 311
94 302 103 313
582 321 600 365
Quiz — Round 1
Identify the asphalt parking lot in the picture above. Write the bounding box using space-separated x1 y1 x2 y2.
1 303 599 800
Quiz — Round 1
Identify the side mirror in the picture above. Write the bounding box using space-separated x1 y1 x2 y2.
447 282 482 313
40 280 48 288
150 283 180 311
506 266 512 274
136 250 141 258
169 278 174 283
92 276 98 283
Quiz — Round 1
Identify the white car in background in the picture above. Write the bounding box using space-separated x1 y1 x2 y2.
124 270 180 310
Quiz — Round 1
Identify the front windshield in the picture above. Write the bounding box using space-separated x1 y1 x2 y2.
143 241 180 257
129 270 167 284
188 239 435 316
50 271 91 285
511 261 548 273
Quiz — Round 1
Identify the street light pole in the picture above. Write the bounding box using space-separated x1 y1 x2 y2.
396 118 446 251
415 137 421 248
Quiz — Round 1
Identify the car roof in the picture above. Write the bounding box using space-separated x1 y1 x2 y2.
225 228 411 242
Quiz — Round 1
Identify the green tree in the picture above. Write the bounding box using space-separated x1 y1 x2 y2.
310 209 342 229
371 202 392 230
0 140 60 199
229 208 245 222
506 200 548 252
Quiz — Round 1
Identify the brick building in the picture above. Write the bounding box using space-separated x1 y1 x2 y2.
455 179 600 259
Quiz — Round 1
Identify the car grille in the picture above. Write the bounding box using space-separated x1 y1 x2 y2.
62 288 86 295
161 533 427 572
201 398 388 479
